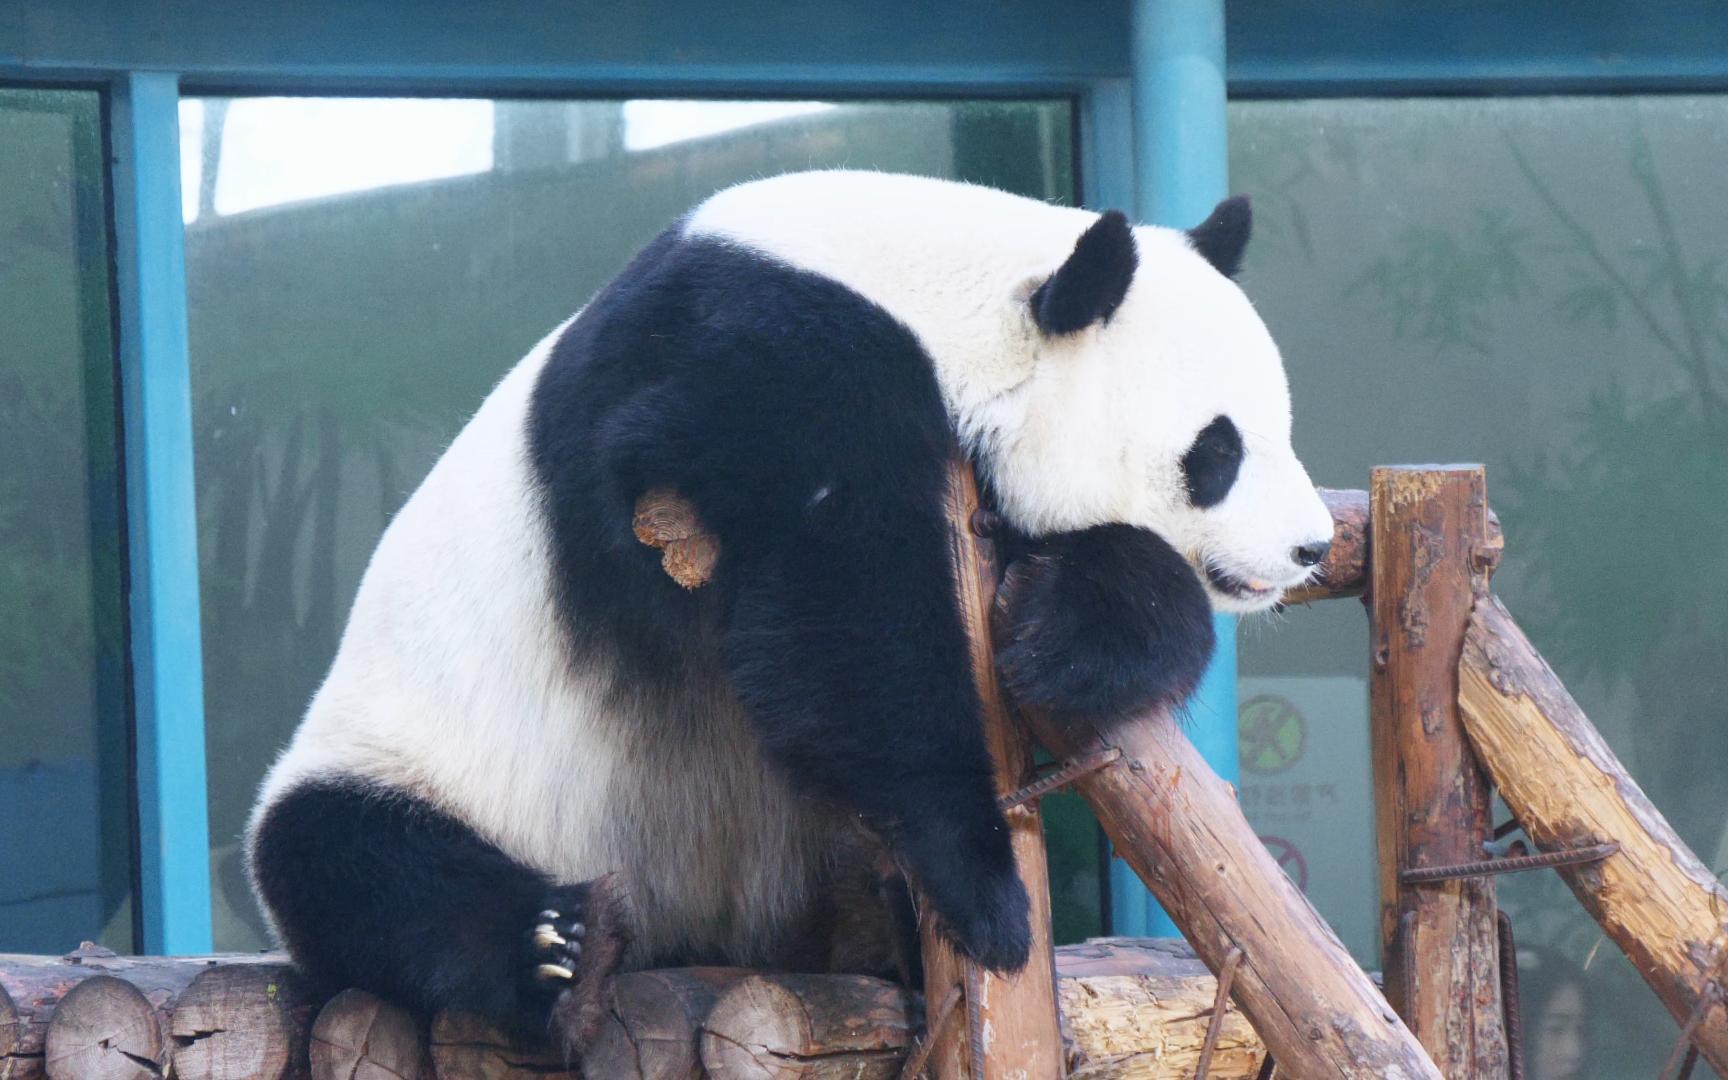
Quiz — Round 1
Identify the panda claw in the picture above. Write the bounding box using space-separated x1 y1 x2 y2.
533 927 566 949
537 909 562 922
536 962 575 984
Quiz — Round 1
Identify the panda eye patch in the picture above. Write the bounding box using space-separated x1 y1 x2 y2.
1180 415 1244 509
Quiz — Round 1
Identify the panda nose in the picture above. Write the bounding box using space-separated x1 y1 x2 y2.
1291 540 1331 568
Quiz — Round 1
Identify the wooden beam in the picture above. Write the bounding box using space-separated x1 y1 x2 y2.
1282 487 1502 607
1459 594 1728 1075
1283 488 1370 604
1017 703 1442 1080
914 460 1065 1079
1367 465 1509 1076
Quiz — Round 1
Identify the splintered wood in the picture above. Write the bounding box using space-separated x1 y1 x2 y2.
633 487 720 588
1459 594 1728 1076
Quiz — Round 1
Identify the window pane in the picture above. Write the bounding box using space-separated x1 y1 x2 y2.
1231 95 1728 1078
183 96 1079 950
0 88 131 953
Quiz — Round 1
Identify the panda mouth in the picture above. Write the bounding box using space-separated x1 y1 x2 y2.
1204 563 1281 602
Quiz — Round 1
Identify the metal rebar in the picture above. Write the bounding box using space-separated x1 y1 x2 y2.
898 983 963 1080
1399 842 1620 884
1498 910 1524 1080
999 748 1122 810
1194 947 1245 1080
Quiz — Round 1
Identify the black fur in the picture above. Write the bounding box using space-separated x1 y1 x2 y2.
1030 210 1138 335
993 524 1215 721
250 779 624 1042
1180 415 1245 509
526 229 1029 974
1186 195 1252 279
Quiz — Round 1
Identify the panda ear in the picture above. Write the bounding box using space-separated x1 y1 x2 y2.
1030 210 1138 336
1186 195 1252 278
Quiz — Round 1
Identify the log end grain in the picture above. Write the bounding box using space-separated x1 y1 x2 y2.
43 975 164 1080
311 988 426 1080
171 963 305 1080
701 973 913 1080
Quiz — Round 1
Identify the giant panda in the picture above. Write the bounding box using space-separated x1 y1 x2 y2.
247 170 1335 1054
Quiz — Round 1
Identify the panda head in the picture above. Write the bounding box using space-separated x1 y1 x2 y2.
975 197 1334 613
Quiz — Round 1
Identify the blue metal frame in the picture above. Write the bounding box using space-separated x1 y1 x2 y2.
108 71 213 955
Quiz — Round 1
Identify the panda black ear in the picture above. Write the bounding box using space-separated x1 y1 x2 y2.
1031 210 1138 336
1186 195 1252 278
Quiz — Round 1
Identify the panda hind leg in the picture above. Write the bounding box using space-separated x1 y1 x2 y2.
250 779 631 1054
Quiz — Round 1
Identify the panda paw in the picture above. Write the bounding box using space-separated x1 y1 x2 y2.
993 524 1215 721
528 873 631 1054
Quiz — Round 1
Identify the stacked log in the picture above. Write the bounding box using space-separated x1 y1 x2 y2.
0 940 1276 1079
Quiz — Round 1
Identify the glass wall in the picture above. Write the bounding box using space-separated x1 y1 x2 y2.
178 96 1084 950
0 88 132 953
1231 95 1728 1079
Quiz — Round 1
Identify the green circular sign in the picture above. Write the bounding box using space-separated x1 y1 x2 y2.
1238 694 1307 775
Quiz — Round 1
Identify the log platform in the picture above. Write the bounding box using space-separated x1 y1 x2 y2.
0 939 1276 1080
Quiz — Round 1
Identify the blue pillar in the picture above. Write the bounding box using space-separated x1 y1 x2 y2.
110 72 214 954
1112 0 1237 939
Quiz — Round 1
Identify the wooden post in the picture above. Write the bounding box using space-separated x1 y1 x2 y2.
1460 595 1728 1075
1367 465 1509 1077
915 461 1065 1079
1018 705 1441 1080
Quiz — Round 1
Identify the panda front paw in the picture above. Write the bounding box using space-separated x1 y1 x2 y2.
993 524 1215 721
896 813 1031 975
528 874 631 1054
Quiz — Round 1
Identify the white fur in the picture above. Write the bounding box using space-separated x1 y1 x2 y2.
690 171 1334 611
254 171 1332 968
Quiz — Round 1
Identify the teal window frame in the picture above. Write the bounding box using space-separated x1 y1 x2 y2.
7 0 1722 953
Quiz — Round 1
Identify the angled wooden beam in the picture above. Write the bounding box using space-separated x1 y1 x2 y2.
1460 594 1728 1075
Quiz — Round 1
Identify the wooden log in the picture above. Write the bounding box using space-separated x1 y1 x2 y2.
1018 703 1441 1080
43 975 168 1080
1057 940 1264 1079
1459 594 1728 1075
1 944 1306 1080
913 460 1064 1080
700 973 914 1079
311 989 425 1080
172 963 311 1080
1283 488 1369 604
1367 465 1508 1077
2 949 205 1080
429 1010 575 1080
587 968 755 1079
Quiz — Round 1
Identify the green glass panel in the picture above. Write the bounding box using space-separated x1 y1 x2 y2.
1231 95 1728 1079
182 96 1084 950
0 88 131 953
